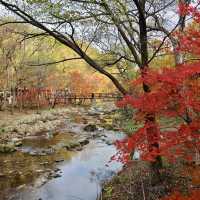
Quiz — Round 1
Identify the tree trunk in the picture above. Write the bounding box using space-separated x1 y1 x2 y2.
136 0 163 182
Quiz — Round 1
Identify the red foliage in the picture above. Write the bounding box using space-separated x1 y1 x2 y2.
114 2 200 164
178 2 200 23
177 2 200 56
16 88 54 108
115 63 200 163
161 190 200 200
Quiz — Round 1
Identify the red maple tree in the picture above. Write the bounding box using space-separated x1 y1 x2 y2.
114 2 200 164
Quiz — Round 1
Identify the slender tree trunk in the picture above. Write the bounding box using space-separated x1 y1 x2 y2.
136 0 163 182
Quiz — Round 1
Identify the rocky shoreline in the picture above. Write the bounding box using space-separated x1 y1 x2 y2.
0 103 120 153
0 107 83 153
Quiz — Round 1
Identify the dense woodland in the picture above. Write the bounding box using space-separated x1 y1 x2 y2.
0 23 117 92
0 1 200 200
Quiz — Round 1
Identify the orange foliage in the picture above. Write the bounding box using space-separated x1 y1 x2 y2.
67 70 115 95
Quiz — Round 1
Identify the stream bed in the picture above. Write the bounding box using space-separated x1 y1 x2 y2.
0 106 124 200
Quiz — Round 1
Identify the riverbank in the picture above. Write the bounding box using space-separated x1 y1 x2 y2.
0 103 120 153
101 109 200 200
102 160 200 200
0 108 74 152
0 103 126 200
102 161 193 200
1 103 199 200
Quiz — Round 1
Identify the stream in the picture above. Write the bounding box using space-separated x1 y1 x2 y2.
0 106 124 200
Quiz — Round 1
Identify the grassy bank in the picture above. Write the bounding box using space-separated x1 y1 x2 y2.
102 159 200 200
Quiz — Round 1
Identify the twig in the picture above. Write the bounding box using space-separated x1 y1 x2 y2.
141 178 146 200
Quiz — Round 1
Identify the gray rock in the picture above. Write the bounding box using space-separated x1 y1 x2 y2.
78 138 89 146
52 173 62 178
11 138 22 147
83 124 97 132
75 146 83 151
105 141 113 145
29 148 54 156
54 168 61 172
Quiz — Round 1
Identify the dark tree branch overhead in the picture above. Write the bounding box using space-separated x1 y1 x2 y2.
27 57 83 67
0 0 128 94
0 0 184 94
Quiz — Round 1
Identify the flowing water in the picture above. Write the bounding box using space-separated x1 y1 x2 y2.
0 110 124 200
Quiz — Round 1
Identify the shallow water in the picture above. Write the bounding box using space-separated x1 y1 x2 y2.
0 133 76 199
0 130 124 200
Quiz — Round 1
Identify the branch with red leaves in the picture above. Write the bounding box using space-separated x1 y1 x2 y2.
113 2 200 164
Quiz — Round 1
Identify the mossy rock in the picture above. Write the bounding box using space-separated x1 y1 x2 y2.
103 118 113 125
64 141 81 150
0 128 5 134
102 124 114 130
0 144 16 153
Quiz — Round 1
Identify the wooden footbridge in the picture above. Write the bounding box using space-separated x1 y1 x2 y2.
47 91 123 105
0 89 123 108
51 92 123 100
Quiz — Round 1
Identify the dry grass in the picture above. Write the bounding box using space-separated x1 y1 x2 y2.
101 161 197 200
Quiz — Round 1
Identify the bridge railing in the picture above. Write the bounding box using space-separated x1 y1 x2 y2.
0 88 123 109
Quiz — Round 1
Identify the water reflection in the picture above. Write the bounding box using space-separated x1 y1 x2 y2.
0 133 76 200
18 139 123 200
0 131 123 200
